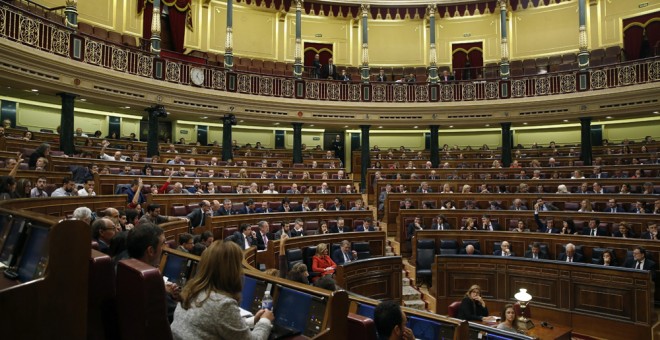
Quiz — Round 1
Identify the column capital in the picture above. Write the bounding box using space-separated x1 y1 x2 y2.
359 124 371 131
501 122 511 128
579 116 592 123
427 4 436 16
56 92 78 100
499 0 507 10
295 0 303 6
361 4 370 15
292 122 303 129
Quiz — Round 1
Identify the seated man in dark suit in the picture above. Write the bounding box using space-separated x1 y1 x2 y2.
480 214 500 231
581 218 608 236
274 223 292 240
328 197 346 211
493 241 516 257
355 217 376 232
557 243 583 263
508 198 528 211
534 210 560 233
91 217 115 254
254 221 274 250
278 197 294 212
330 217 352 233
431 214 451 230
237 199 257 215
625 246 657 280
406 216 424 240
440 70 454 82
603 198 626 213
186 200 211 229
290 218 305 237
255 201 272 213
225 223 255 250
216 198 235 215
331 240 358 265
459 244 481 255
641 223 659 240
524 242 548 260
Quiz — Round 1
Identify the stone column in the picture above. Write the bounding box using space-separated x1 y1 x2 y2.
224 0 234 70
360 125 370 192
501 122 512 167
577 0 589 70
360 4 370 82
580 117 592 166
429 125 439 168
292 123 303 164
64 0 78 30
150 0 161 54
58 93 76 155
499 0 510 78
222 114 234 161
293 0 304 79
428 5 438 83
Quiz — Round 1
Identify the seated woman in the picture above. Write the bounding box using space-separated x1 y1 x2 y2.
171 241 274 340
461 218 477 231
311 243 336 281
286 263 310 284
560 219 575 235
457 285 496 322
599 249 618 266
496 304 519 333
612 222 637 238
317 220 330 235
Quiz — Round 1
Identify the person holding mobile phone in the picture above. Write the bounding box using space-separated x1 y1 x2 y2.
457 285 497 322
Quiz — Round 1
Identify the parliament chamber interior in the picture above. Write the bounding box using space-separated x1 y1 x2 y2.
0 0 659 339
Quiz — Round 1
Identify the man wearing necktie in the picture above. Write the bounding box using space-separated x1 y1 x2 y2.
625 246 657 280
255 221 272 250
525 243 547 260
187 200 211 230
559 243 582 263
331 240 358 265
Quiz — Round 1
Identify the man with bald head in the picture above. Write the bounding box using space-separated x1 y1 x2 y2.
99 140 127 161
187 200 211 229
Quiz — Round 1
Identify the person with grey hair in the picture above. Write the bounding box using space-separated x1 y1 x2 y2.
72 206 93 224
91 218 115 254
558 243 583 263
331 240 357 265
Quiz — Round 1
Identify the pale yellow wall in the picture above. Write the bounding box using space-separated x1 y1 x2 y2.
603 120 660 142
121 117 141 138
514 126 581 146
511 2 579 59
439 130 501 148
293 15 353 65
598 0 660 48
172 122 197 144
233 129 275 148
437 13 501 65
368 20 425 66
15 102 63 132
369 132 426 150
284 131 324 149
68 0 660 65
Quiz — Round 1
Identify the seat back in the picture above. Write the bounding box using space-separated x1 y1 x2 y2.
88 250 119 340
347 313 377 340
448 301 462 318
416 239 436 270
352 242 371 260
462 239 481 251
303 246 319 278
116 259 173 340
285 248 303 272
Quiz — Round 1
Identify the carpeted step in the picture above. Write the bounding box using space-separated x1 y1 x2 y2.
403 285 421 301
403 299 426 310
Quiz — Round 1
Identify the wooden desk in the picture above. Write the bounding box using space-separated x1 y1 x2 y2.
477 319 572 340
335 256 403 303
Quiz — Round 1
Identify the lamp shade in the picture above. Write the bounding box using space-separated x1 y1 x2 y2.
514 288 532 302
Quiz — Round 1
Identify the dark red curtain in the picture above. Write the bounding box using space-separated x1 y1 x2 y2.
623 11 660 60
168 8 186 52
452 42 483 80
304 42 333 67
141 2 154 42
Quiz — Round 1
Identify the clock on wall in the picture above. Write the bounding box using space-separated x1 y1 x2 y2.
190 67 204 86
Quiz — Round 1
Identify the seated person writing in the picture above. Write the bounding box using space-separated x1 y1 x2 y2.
311 243 337 281
457 285 497 322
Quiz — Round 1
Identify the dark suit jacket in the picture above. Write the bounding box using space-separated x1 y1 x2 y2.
581 227 608 236
641 232 659 240
277 205 294 213
603 206 626 213
493 250 516 257
237 206 256 214
290 228 305 237
440 75 454 82
481 222 500 231
534 213 560 233
458 248 481 255
216 206 234 216
524 250 548 259
328 204 346 211
557 252 584 263
331 248 353 265
355 225 375 232
376 74 387 82
508 205 528 211
406 223 424 240
254 231 274 250
186 208 207 228
612 230 637 238
416 188 433 193
255 207 272 213
330 226 352 233
225 231 253 250
431 222 451 231
625 258 656 271
321 64 338 80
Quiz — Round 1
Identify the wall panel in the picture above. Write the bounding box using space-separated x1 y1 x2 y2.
437 14 500 65
369 21 425 66
511 2 579 58
293 16 351 64
77 0 117 30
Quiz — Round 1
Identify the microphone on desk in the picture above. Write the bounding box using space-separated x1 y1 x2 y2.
541 321 554 329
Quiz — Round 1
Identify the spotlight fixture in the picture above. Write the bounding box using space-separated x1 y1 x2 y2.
146 105 168 118
223 114 237 125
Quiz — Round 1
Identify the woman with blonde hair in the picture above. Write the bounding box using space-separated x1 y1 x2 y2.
171 241 274 339
457 285 496 322
556 184 569 194
311 243 336 281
